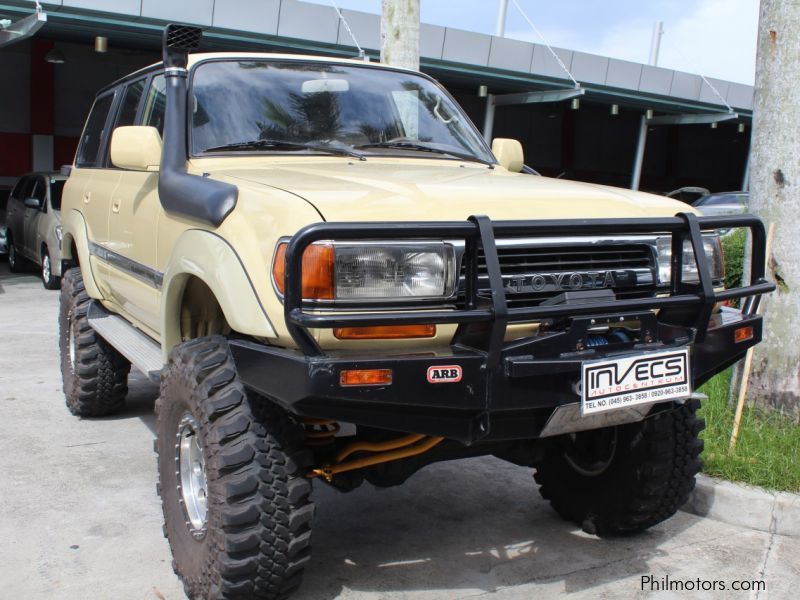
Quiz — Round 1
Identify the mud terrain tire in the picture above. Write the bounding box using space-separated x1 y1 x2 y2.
59 268 130 416
534 399 705 535
156 336 314 599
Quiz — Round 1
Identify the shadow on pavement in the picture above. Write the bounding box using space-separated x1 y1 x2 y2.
80 320 696 599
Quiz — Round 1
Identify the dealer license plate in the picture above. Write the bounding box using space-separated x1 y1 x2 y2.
581 348 691 415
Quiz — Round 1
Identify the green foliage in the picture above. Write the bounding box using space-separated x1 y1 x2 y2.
722 228 747 290
698 370 800 492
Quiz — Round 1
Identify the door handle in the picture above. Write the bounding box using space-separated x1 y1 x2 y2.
112 199 121 214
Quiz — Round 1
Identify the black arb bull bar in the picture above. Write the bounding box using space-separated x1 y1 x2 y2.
231 213 774 443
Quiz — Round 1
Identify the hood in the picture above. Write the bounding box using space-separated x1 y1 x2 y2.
213 158 692 222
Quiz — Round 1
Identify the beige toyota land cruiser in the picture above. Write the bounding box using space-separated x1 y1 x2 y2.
58 25 774 600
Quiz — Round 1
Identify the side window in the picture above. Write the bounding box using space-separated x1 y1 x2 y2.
142 75 166 136
50 179 65 211
76 94 114 168
105 79 147 166
11 177 28 201
116 79 146 127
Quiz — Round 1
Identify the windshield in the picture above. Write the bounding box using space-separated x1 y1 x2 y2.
190 60 494 164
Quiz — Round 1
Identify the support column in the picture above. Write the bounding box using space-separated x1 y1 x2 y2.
483 95 495 143
30 39 54 172
630 116 648 190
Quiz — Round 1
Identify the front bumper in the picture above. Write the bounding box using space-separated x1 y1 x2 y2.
233 213 774 444
231 307 763 443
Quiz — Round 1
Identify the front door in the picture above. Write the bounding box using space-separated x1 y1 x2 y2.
22 176 46 262
6 176 29 253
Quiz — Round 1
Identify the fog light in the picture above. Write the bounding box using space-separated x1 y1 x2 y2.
340 369 393 387
734 326 754 343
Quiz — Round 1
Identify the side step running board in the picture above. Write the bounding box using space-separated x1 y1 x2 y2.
87 301 163 382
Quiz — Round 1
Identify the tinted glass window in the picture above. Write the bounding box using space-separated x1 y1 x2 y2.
143 75 167 136
11 177 27 200
116 80 146 127
104 80 147 166
50 180 65 211
31 178 46 201
76 94 114 167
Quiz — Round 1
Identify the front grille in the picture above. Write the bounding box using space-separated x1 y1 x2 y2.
459 243 657 308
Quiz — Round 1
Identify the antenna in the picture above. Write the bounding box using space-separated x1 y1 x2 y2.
509 0 579 88
330 0 368 61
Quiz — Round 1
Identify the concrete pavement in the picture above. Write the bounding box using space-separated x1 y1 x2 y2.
1 261 797 599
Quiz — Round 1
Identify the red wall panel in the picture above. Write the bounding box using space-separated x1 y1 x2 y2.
0 133 33 176
54 135 79 169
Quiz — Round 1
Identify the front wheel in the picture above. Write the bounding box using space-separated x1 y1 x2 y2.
156 336 314 600
8 237 25 273
42 246 61 289
533 399 705 535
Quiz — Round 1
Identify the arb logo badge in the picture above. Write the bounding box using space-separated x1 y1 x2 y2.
427 365 462 383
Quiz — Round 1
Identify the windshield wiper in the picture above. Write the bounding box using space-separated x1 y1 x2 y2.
356 140 493 166
203 139 366 161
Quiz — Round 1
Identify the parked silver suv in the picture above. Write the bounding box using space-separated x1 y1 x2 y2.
6 172 67 289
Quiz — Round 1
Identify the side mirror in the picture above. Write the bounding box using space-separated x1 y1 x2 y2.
110 126 162 171
491 138 524 173
24 197 42 209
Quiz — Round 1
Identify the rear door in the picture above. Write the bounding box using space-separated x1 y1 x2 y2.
72 91 118 297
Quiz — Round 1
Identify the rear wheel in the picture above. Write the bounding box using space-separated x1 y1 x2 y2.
156 336 314 599
59 268 130 416
533 399 705 535
42 246 61 289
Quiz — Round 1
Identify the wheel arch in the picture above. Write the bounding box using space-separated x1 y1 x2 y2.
160 230 277 360
60 210 102 298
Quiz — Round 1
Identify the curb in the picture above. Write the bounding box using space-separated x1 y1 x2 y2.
681 474 800 537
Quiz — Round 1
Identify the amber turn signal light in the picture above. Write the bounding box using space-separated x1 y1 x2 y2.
340 369 393 387
734 326 754 343
272 242 334 300
334 324 436 340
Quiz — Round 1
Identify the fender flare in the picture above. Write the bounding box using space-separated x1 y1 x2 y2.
61 209 103 299
160 229 277 359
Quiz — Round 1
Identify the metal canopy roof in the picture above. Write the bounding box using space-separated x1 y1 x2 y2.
0 0 753 119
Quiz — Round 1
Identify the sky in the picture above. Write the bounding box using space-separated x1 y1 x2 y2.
317 0 759 85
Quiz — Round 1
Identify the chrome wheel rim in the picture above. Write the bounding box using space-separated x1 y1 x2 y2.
176 413 208 535
42 254 51 282
562 427 618 477
8 244 15 268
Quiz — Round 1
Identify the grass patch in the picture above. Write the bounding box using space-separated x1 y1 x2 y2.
697 369 800 492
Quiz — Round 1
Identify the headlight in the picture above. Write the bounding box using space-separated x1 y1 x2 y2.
55 225 63 244
656 234 724 285
273 241 457 301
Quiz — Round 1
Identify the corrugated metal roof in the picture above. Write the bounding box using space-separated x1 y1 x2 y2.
0 0 753 114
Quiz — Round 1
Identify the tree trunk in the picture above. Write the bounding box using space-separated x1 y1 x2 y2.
381 0 420 70
748 0 800 414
